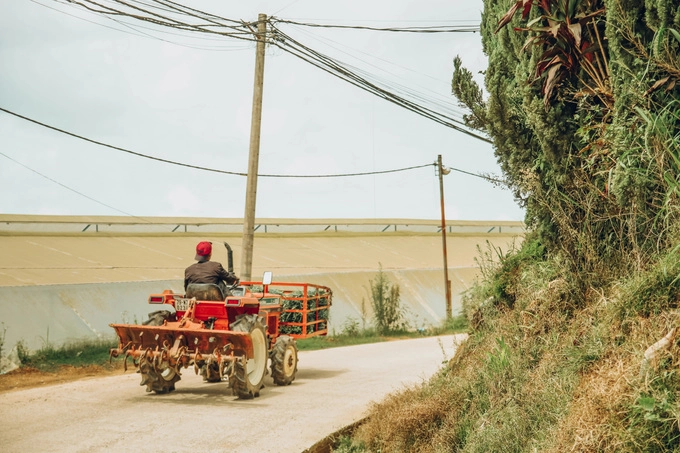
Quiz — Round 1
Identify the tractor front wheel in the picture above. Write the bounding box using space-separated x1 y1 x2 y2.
270 335 298 386
230 314 268 399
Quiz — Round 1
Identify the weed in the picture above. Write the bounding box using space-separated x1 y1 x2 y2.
21 336 118 371
331 435 366 453
445 313 468 332
341 317 361 337
626 368 680 450
366 263 407 335
616 249 680 318
485 336 511 378
15 340 30 364
0 322 5 361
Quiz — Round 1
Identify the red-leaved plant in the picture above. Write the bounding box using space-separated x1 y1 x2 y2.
495 0 610 109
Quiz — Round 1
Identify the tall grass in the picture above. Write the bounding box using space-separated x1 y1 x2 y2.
334 238 680 452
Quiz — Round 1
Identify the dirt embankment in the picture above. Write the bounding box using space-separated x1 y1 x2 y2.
0 363 123 393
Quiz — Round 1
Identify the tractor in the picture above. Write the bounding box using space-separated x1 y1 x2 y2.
109 242 332 399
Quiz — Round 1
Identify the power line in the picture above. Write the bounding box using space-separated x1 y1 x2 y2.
62 0 258 43
0 106 503 184
59 0 491 143
264 163 435 178
270 17 480 33
0 107 432 179
0 151 152 221
0 107 247 176
34 0 252 51
268 25 492 143
0 145 505 219
287 24 468 120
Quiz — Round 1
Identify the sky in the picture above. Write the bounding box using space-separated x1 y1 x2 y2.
0 0 525 221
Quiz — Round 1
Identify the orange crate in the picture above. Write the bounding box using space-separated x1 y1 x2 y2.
241 281 332 339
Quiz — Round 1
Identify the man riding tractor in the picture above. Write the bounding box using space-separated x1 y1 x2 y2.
184 241 239 301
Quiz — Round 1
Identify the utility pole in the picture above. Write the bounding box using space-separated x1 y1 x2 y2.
437 155 452 320
240 13 267 282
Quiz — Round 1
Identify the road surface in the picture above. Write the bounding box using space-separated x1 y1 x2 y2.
0 334 466 453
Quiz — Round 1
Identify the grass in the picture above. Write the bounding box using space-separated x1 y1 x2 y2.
298 315 467 351
16 337 118 372
330 241 680 453
7 315 467 372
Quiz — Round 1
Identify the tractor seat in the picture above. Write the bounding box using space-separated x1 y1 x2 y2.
185 283 224 301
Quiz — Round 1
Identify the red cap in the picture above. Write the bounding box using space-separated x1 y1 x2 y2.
195 241 212 260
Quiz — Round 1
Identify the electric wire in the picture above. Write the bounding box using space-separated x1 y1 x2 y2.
58 0 490 142
269 17 481 33
267 25 492 143
0 146 504 219
0 151 152 221
0 106 502 183
0 107 246 177
285 23 468 121
32 0 250 51
2 107 485 180
9 2 507 217
63 0 258 43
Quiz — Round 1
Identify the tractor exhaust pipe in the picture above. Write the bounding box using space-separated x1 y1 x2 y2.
223 242 234 273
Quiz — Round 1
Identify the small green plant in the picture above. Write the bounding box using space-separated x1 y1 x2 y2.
0 322 6 361
445 313 468 332
485 336 511 377
367 263 407 335
360 298 368 331
627 369 680 450
341 317 361 337
16 340 30 364
333 435 366 453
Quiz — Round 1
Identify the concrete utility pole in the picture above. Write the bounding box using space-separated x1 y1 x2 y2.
437 155 452 320
241 13 267 282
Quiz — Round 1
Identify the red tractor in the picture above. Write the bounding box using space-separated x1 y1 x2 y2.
110 243 332 399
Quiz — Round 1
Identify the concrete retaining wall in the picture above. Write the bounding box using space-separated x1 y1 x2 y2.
0 267 476 351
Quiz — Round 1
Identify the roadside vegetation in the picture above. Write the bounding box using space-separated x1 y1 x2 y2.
0 265 465 377
13 338 118 372
334 0 680 451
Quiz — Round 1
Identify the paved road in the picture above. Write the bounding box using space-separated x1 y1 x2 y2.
0 334 466 453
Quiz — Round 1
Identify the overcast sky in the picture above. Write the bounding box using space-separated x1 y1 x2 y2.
0 0 525 221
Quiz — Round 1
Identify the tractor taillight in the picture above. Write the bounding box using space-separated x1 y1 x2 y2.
149 296 164 304
226 298 240 306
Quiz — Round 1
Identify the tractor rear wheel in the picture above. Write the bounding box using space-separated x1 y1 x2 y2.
230 314 268 399
270 335 298 386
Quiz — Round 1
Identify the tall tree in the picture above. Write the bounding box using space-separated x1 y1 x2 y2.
454 0 680 284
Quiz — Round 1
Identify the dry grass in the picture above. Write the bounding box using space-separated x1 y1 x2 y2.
336 248 680 453
542 355 636 452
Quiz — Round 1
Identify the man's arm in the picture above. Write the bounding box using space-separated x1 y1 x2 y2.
184 267 190 291
215 263 239 285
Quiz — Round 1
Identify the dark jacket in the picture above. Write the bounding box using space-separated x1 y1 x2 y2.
184 260 238 291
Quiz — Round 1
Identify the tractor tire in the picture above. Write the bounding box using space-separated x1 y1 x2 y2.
270 335 298 386
138 355 181 394
230 314 268 399
142 310 172 326
200 360 222 383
